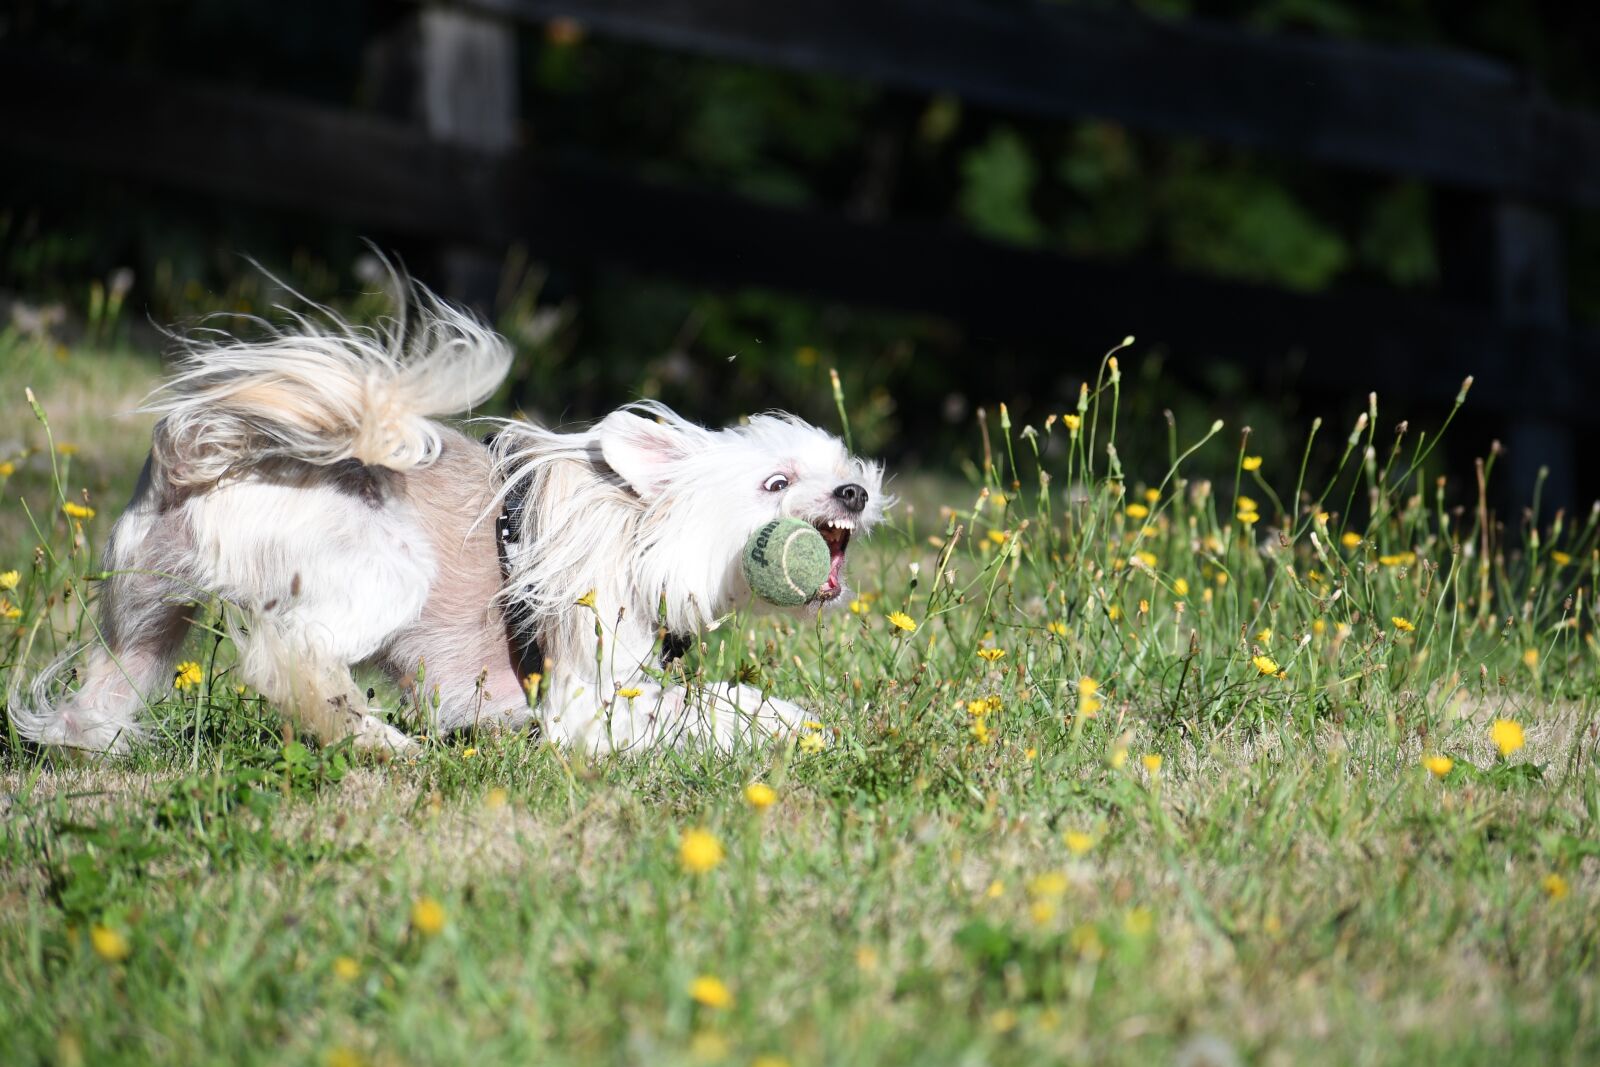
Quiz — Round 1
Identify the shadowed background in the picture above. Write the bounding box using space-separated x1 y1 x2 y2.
4 0 1600 507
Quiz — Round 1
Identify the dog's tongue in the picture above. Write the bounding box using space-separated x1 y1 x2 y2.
815 541 848 600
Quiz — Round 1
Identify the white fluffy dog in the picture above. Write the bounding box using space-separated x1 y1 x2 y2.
9 290 883 755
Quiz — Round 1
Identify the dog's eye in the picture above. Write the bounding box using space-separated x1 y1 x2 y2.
762 474 790 492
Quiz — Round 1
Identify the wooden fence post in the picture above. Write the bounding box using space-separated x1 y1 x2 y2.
420 6 518 309
365 4 518 308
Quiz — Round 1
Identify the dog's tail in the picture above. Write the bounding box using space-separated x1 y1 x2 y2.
144 284 511 485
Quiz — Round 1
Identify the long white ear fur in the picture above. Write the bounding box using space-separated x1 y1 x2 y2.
597 410 688 499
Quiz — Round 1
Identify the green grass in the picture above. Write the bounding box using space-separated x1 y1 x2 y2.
2 338 1598 1066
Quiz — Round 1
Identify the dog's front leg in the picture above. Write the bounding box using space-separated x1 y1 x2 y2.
538 674 803 754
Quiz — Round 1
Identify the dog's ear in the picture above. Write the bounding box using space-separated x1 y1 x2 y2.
597 410 688 499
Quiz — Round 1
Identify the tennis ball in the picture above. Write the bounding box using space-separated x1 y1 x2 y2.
742 518 830 607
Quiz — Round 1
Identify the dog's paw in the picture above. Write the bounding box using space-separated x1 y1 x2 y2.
351 714 418 757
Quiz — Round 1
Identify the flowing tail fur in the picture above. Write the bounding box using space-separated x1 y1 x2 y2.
147 284 512 484
6 281 511 752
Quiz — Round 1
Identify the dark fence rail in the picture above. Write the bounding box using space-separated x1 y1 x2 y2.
448 0 1600 205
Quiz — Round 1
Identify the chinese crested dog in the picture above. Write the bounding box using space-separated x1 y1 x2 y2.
9 290 883 754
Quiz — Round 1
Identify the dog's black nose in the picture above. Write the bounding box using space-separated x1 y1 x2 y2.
834 483 868 513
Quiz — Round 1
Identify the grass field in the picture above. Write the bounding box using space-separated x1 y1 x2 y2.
2 326 1597 1066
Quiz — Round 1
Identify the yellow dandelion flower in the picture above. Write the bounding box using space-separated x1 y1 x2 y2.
1214 571 1228 586
1491 719 1525 757
1124 907 1154 937
172 661 203 690
1237 510 1260 525
616 686 643 699
56 443 80 456
1543 873 1570 900
977 648 1006 662
1027 871 1069 900
1173 577 1189 597
410 896 447 937
1125 503 1150 520
332 956 361 981
1063 831 1094 857
679 828 725 873
987 1008 1020 1034
1107 604 1122 620
0 600 19 621
987 529 1009 545
1251 655 1280 675
1062 414 1082 433
1024 746 1037 760
90 924 130 962
970 718 992 745
0 460 14 477
1341 532 1362 549
1133 550 1157 568
1237 495 1258 513
62 501 95 520
0 570 17 591
1242 455 1263 471
1312 618 1327 635
1071 924 1105 959
743 782 777 810
1109 744 1129 770
522 672 543 695
798 732 825 754
1256 627 1272 642
1522 648 1539 669
1378 552 1418 567
1141 754 1162 775
1391 616 1415 633
886 611 917 632
1138 599 1149 616
1422 755 1453 778
461 747 477 759
848 598 867 614
1047 620 1068 637
689 975 733 1009
1143 487 1161 504
1030 900 1057 925
1551 551 1573 566
985 880 1005 900
1203 533 1223 553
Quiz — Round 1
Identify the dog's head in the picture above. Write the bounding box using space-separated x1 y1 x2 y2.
597 403 885 611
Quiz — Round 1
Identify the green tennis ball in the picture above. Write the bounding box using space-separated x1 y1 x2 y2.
742 518 831 607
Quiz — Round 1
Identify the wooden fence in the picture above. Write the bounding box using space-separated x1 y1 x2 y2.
5 1 1598 502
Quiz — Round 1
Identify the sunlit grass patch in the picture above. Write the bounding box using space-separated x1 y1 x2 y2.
1 336 1597 1065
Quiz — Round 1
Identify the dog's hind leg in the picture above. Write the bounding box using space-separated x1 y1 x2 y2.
231 619 414 753
187 476 437 754
9 460 197 753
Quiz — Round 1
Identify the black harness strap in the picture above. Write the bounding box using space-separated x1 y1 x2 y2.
484 432 691 680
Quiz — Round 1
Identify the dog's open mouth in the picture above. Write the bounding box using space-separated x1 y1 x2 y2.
813 519 853 601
